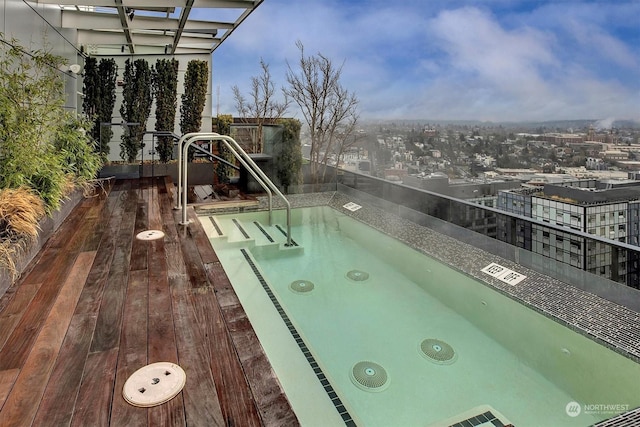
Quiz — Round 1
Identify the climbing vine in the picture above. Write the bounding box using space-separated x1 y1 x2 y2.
180 60 208 160
152 58 179 162
119 58 152 162
83 57 117 156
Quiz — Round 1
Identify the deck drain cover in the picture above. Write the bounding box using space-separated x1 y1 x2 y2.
350 361 389 392
420 339 457 364
136 230 165 241
123 362 186 407
346 269 370 282
290 280 315 293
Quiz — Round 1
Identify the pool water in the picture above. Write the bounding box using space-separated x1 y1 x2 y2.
201 206 640 427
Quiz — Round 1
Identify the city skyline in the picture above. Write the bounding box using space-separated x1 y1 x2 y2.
208 0 640 123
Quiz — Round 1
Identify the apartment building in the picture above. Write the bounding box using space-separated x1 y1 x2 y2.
497 182 640 285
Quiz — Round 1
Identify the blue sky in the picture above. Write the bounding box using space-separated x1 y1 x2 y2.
209 0 640 123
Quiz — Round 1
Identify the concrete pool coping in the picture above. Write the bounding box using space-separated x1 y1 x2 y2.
250 191 640 425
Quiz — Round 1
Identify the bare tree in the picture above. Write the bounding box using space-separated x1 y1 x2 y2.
284 40 359 183
232 59 289 153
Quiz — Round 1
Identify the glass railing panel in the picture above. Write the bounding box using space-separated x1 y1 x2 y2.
335 168 640 310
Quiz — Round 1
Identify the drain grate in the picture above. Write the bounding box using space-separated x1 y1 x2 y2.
420 339 457 364
290 280 315 293
346 269 369 282
350 361 389 392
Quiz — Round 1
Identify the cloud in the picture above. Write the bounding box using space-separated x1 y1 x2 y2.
209 1 640 122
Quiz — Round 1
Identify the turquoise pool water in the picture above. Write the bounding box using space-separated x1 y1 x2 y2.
201 206 640 427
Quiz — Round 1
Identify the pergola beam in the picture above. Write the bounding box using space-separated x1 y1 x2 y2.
38 0 263 55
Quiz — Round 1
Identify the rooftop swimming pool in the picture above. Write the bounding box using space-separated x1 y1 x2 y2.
200 205 640 427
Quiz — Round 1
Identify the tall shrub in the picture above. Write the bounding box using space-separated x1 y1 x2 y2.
274 118 302 193
180 60 208 160
152 58 179 162
0 38 67 212
83 58 117 156
0 36 101 213
212 114 234 183
120 58 152 162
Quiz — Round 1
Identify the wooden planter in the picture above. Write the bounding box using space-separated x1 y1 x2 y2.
0 189 84 296
99 162 215 186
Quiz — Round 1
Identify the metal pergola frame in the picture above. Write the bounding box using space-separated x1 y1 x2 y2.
45 0 264 55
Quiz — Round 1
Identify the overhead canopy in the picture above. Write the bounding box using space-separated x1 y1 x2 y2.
48 0 263 55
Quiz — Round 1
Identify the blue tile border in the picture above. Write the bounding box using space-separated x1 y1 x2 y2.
253 221 275 242
239 248 356 426
208 216 223 236
275 224 298 246
232 218 250 239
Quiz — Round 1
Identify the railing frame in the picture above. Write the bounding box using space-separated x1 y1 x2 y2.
179 133 293 247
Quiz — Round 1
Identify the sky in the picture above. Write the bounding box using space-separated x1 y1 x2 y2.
208 0 640 123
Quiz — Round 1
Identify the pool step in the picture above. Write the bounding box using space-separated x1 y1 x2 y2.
194 199 260 215
203 215 300 253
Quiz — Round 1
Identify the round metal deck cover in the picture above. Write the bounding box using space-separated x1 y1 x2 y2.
123 362 186 407
136 230 165 241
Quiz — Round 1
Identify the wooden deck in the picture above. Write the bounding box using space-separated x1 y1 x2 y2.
0 177 298 427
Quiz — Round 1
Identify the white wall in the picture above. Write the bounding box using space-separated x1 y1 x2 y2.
2 0 82 112
2 0 214 162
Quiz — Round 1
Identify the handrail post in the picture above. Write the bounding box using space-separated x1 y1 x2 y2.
219 135 292 246
180 135 274 226
175 132 220 210
178 133 293 247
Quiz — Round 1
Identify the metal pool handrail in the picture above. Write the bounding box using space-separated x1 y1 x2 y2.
180 133 293 247
175 132 219 210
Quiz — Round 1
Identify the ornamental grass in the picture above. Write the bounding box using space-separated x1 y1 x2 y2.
0 187 46 278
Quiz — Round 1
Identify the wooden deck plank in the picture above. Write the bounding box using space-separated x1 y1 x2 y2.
81 185 117 252
89 186 137 353
0 369 19 409
147 241 177 364
0 251 96 427
170 275 225 427
148 180 163 231
74 185 128 316
0 177 298 427
148 242 186 426
203 263 299 427
174 212 210 289
191 289 262 427
130 183 149 271
130 200 149 271
185 207 219 264
0 282 42 352
71 348 119 427
32 312 97 427
147 181 187 426
110 269 149 427
0 251 77 371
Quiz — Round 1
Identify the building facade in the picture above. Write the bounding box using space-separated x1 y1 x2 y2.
497 183 640 287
